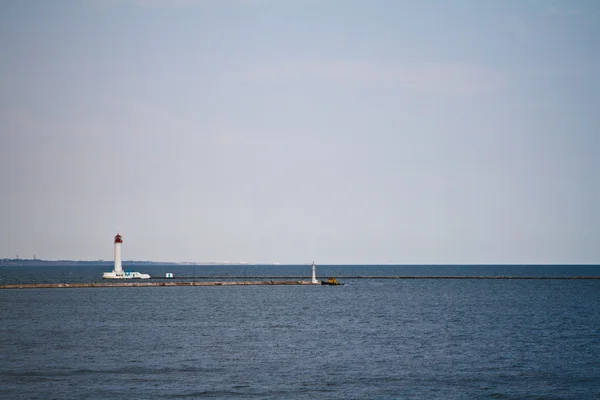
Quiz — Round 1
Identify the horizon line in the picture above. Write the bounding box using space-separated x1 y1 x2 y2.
1 258 599 266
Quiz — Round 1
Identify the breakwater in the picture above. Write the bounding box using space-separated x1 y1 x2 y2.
150 275 600 280
0 280 318 289
1 275 599 289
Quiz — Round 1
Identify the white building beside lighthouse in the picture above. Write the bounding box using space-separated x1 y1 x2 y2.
102 233 151 279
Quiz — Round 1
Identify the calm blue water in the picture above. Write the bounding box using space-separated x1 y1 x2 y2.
1 264 600 284
1 265 600 399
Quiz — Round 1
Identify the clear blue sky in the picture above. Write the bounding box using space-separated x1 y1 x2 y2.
1 0 599 264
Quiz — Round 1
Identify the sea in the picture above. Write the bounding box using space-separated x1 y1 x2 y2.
1 264 600 399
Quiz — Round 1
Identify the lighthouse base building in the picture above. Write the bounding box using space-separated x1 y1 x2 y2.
102 270 151 279
102 233 150 279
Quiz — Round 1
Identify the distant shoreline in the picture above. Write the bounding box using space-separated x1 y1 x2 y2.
0 260 281 267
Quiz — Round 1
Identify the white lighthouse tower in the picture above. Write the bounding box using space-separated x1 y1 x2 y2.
102 233 150 279
114 233 123 275
311 262 318 284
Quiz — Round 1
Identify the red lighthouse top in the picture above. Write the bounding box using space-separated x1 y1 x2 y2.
114 233 123 244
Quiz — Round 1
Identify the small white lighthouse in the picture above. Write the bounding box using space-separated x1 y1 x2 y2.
102 232 150 279
311 262 318 284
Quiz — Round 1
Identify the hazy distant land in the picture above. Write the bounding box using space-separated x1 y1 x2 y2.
0 258 267 267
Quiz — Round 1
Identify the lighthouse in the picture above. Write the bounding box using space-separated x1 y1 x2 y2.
114 233 123 275
102 233 150 279
311 262 318 284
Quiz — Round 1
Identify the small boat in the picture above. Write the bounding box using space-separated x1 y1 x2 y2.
321 276 342 285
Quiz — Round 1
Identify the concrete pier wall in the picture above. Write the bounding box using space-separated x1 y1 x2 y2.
0 280 319 289
1 276 598 289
